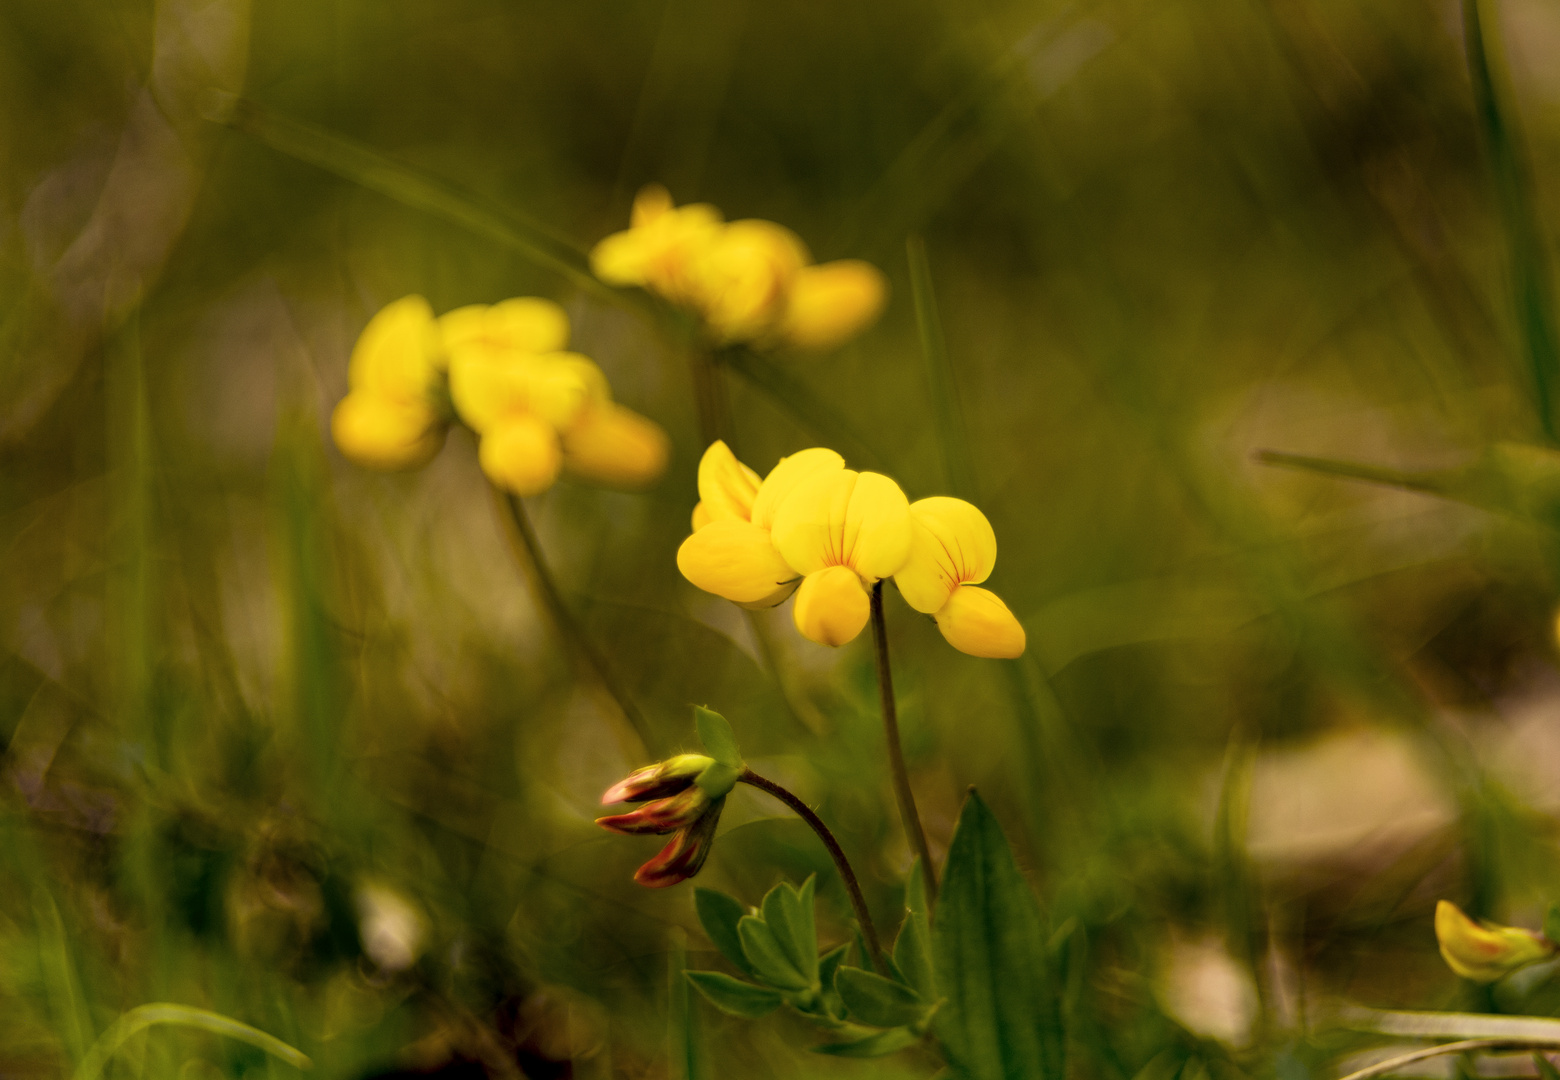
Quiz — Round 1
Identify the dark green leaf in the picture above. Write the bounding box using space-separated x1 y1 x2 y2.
761 877 818 984
934 790 1063 1080
1545 903 1560 945
738 915 810 990
694 706 743 770
695 888 756 977
812 1025 924 1058
685 972 783 1019
836 966 929 1029
896 857 936 998
819 943 850 1020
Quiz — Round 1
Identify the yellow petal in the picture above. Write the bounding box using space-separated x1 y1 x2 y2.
590 229 657 287
631 183 674 227
348 296 439 398
933 586 1026 659
696 440 762 525
1435 900 1555 983
779 261 887 350
478 414 562 496
439 298 570 361
592 198 723 302
562 403 669 489
331 393 444 471
448 351 593 434
844 471 913 581
677 519 799 606
895 497 999 614
770 468 911 581
692 502 713 531
749 447 846 530
792 566 871 647
691 219 809 343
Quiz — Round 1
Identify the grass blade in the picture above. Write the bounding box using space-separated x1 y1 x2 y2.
72 1003 311 1080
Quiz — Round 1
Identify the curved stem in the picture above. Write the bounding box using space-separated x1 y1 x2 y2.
1338 1039 1560 1080
870 582 938 907
495 488 655 754
739 768 885 974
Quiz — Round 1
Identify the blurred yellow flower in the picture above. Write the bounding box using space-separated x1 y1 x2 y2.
591 184 888 351
893 497 1026 659
331 295 447 470
678 442 1023 655
331 295 668 496
1434 900 1554 983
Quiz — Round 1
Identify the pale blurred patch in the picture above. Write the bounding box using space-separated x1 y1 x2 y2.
1156 931 1259 1047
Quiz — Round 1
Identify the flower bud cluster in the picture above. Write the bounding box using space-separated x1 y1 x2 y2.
591 185 887 351
597 754 734 888
331 295 668 495
676 441 1026 657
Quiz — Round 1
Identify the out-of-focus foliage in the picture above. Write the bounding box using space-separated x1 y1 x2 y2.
7 0 1560 1076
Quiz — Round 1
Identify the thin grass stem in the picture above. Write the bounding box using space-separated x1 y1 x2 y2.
495 488 655 754
1338 1039 1560 1080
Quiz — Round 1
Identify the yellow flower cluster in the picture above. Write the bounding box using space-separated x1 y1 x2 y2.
590 185 887 351
332 295 668 496
676 442 1026 658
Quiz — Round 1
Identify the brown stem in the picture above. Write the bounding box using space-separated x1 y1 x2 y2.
871 582 938 907
739 768 885 974
495 488 655 754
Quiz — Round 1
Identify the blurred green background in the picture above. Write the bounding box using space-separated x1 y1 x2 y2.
7 0 1560 1075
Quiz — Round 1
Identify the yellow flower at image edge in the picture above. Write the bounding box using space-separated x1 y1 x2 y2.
591 184 888 352
1434 900 1555 982
677 441 1026 657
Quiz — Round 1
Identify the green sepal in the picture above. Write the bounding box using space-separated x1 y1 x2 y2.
812 1024 925 1058
836 966 930 1029
1544 903 1560 946
738 915 810 991
695 888 756 977
761 877 818 983
694 706 743 770
694 761 740 798
685 971 783 1018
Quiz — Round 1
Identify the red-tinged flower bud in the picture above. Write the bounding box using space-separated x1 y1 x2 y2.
632 800 725 888
596 787 711 835
600 754 715 805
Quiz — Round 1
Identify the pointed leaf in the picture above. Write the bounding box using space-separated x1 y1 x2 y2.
836 966 929 1029
812 1025 924 1058
761 878 818 983
819 943 850 1020
686 972 783 1018
738 915 809 990
895 903 936 1001
695 888 756 977
933 790 1063 1080
695 707 743 770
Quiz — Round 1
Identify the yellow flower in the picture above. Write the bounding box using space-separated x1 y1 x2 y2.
591 184 724 307
439 299 668 497
331 294 668 496
678 444 1025 655
591 185 888 351
331 295 447 471
1435 900 1555 983
678 442 915 646
893 497 1026 658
